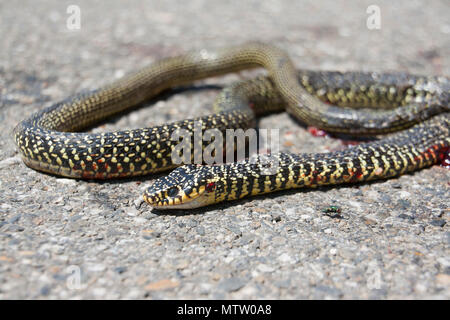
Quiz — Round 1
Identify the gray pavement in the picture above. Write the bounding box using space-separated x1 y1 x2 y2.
0 0 449 299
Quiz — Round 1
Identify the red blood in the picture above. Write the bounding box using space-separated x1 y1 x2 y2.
355 168 364 179
437 146 450 169
340 140 361 146
307 126 328 137
205 182 216 193
347 167 363 182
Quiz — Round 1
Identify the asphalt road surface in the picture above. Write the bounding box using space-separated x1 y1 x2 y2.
0 0 449 299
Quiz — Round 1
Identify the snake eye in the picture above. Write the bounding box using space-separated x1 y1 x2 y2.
167 187 179 197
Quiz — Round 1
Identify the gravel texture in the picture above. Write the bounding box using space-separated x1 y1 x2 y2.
0 0 449 299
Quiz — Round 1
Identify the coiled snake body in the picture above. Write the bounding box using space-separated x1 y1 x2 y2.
13 42 449 209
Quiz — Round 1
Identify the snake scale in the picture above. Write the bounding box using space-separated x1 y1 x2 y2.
13 42 449 209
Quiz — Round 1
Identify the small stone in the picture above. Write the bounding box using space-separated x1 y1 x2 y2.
314 285 343 298
92 287 107 296
0 203 12 210
227 225 242 237
397 199 411 209
88 264 106 272
142 230 161 239
87 208 103 216
8 214 21 224
319 255 331 264
133 217 147 224
414 282 428 294
272 236 286 246
252 207 268 214
145 279 179 291
114 266 127 274
176 259 189 270
40 285 51 296
251 221 261 229
274 279 291 289
6 225 24 232
414 225 425 235
369 288 388 299
278 253 295 264
436 257 450 269
431 209 444 218
398 191 411 199
187 220 198 227
134 197 144 209
239 235 253 246
300 214 312 221
126 207 140 216
436 274 450 286
430 219 446 227
271 213 282 222
379 194 391 203
285 208 297 217
257 264 275 273
362 217 377 226
0 256 14 262
57 178 77 186
198 282 213 295
196 226 206 236
398 213 414 221
218 277 246 292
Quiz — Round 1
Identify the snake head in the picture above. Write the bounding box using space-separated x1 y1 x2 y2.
143 164 218 209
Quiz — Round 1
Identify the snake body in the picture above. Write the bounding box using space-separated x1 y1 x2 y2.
12 42 449 209
144 114 449 209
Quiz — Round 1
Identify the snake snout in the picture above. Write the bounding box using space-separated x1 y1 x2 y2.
143 164 217 208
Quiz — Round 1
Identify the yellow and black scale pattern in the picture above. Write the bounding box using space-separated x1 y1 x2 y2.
12 42 450 208
144 114 449 209
14 108 255 179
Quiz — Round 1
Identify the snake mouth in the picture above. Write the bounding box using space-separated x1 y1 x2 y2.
143 185 209 209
